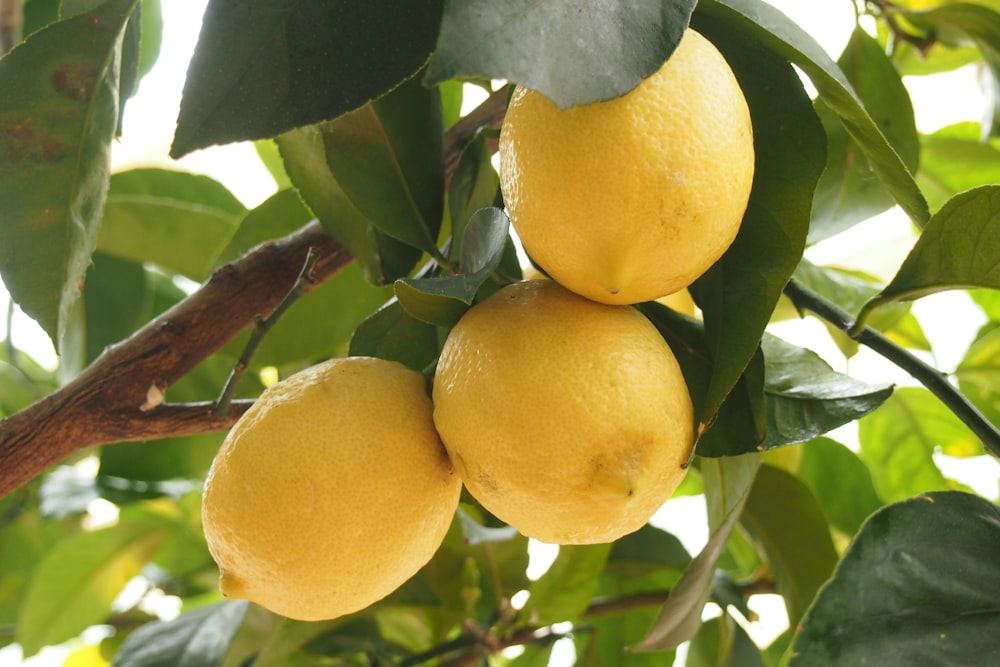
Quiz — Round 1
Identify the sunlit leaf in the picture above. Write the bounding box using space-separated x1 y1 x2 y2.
857 185 1000 325
17 504 174 656
790 491 1000 666
524 544 612 625
742 464 839 626
171 0 444 156
0 0 140 346
796 437 884 537
112 600 248 667
955 321 1000 432
918 122 1000 212
427 0 697 108
858 387 979 503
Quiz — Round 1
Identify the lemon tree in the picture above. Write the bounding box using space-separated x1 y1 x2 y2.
1 1 1000 666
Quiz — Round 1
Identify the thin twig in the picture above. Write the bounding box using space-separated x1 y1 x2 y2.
214 248 319 416
783 277 1000 458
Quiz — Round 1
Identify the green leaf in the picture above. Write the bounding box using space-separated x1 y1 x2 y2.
75 252 151 364
634 454 760 651
17 504 174 656
277 126 421 286
171 1 444 157
857 185 1000 324
741 464 839 626
790 491 1000 666
809 27 919 244
0 0 140 346
698 0 930 225
447 132 500 261
761 334 893 448
918 122 1000 212
0 512 59 634
321 74 444 255
524 544 612 625
796 437 884 537
687 614 765 667
348 300 441 373
426 0 697 108
956 322 1000 429
395 208 510 328
688 10 826 429
112 600 248 667
98 168 246 280
858 387 979 503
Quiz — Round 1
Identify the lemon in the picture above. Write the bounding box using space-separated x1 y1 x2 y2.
524 264 697 316
432 280 695 545
201 357 461 621
499 28 754 305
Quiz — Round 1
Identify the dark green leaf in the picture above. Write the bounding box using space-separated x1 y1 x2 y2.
608 524 691 576
810 27 919 244
524 544 612 625
761 334 893 448
321 74 444 255
395 208 510 328
698 0 930 225
634 454 760 650
688 10 826 430
858 387 978 503
349 300 441 373
277 125 421 285
796 437 884 537
0 0 140 346
790 491 1000 667
448 132 500 262
17 504 174 656
77 252 150 364
98 168 246 280
171 0 444 157
687 614 765 667
857 185 1000 324
918 122 1000 212
741 464 839 626
426 0 697 108
112 600 248 667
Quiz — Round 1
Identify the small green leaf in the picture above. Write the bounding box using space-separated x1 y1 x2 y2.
698 0 930 225
858 387 979 503
395 208 510 327
524 544 612 625
633 454 760 651
918 123 1000 212
809 27 919 243
687 615 765 667
112 600 248 667
857 185 1000 325
426 0 697 108
761 334 893 448
171 1 444 156
0 0 140 346
17 504 174 656
741 464 839 626
98 168 246 280
790 491 1000 666
322 74 444 256
796 437 884 537
448 132 500 262
688 10 826 430
348 300 441 373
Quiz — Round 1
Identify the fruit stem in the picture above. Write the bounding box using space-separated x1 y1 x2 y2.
783 277 1000 458
214 248 319 417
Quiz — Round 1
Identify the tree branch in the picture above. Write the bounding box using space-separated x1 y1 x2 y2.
783 277 1000 458
0 223 351 498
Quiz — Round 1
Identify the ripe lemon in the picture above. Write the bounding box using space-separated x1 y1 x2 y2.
201 357 461 621
432 280 695 545
523 264 697 316
499 28 754 305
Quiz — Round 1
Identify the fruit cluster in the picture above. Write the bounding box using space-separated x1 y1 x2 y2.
201 27 754 622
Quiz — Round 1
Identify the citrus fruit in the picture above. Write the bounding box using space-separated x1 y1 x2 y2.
499 28 754 305
201 356 461 621
432 280 695 545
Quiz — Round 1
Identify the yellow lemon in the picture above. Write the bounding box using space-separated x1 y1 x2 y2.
432 280 695 545
202 357 461 621
499 28 754 305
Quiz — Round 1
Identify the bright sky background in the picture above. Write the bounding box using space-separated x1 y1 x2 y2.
1 2 998 665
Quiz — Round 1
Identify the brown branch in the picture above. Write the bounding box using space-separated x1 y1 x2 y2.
0 91 511 500
0 222 351 498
